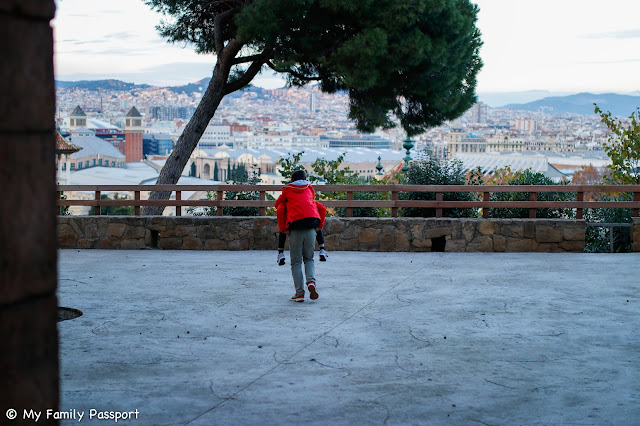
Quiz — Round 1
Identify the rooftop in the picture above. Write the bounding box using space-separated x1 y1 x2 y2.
57 250 639 425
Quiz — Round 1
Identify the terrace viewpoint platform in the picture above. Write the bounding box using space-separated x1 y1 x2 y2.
57 250 639 425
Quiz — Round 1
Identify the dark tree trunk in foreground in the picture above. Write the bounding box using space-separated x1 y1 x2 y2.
143 65 226 215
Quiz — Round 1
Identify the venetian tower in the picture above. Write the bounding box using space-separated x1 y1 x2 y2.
125 106 143 162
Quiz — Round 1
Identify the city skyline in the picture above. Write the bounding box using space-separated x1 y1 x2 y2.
52 0 640 93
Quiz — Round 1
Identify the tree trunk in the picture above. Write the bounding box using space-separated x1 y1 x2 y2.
143 63 227 215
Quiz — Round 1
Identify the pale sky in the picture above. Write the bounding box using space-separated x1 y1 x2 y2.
52 0 640 93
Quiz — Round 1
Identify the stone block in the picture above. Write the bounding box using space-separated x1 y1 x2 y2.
378 235 395 251
57 223 77 247
121 239 141 250
0 16 54 131
411 222 425 238
523 222 535 239
535 225 563 243
563 226 585 241
228 239 249 250
105 223 127 237
324 234 341 250
501 223 524 238
76 239 94 249
493 235 506 252
424 227 450 239
445 239 466 252
159 237 182 250
462 221 476 241
395 232 410 251
477 221 495 235
505 238 532 252
411 238 432 248
359 228 380 243
174 225 193 237
341 238 360 251
0 294 58 417
183 237 203 250
559 240 585 252
632 242 640 253
204 239 228 250
466 235 493 252
95 237 121 249
254 218 272 227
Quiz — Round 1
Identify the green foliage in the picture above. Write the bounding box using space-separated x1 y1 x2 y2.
89 193 134 216
59 194 70 216
594 104 640 184
277 151 387 217
583 193 633 253
145 0 483 135
488 170 574 219
399 152 478 218
224 172 262 216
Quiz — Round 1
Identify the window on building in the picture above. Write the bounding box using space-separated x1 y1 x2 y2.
92 159 96 166
98 159 103 166
71 163 76 170
85 161 89 168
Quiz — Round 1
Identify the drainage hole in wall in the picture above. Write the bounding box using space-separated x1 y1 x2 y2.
57 307 83 322
431 236 446 252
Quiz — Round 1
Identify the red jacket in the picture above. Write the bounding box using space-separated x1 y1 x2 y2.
275 182 326 232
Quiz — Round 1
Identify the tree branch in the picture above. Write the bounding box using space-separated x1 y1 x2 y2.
266 61 322 82
214 8 236 56
224 58 268 95
231 54 266 65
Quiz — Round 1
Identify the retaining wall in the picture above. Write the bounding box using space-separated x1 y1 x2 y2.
633 218 640 252
57 216 590 252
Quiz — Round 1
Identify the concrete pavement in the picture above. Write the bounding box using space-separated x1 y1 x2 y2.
56 250 640 425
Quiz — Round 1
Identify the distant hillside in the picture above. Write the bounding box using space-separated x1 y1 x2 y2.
503 93 640 117
55 79 151 91
167 78 270 98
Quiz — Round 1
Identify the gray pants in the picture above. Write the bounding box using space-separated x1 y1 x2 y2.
289 228 316 296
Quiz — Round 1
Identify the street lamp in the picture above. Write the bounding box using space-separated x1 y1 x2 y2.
401 137 414 172
376 156 384 176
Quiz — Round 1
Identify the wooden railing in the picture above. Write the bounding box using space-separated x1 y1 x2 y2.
57 184 640 218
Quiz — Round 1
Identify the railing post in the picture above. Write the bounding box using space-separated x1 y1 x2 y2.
391 190 398 218
176 191 181 216
346 191 353 218
529 192 536 218
634 192 639 217
95 190 101 216
57 191 62 216
217 190 224 216
134 191 140 216
436 192 443 218
482 192 489 219
576 191 583 219
259 190 266 216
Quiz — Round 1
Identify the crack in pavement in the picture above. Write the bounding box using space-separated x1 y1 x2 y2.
184 258 433 425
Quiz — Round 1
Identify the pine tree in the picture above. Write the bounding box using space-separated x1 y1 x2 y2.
143 0 483 214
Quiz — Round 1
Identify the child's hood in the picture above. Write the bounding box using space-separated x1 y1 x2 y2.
286 180 311 191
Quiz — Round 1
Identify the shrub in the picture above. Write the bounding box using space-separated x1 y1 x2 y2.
399 152 478 218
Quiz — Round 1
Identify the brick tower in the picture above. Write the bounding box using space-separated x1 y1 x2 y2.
125 106 143 162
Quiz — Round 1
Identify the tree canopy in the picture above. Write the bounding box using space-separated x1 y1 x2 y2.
143 0 483 214
148 0 482 135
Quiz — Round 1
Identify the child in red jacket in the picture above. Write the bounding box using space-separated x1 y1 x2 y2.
275 170 326 302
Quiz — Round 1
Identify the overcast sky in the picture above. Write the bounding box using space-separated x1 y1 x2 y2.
52 0 640 93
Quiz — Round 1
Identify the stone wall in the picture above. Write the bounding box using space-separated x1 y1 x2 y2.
1 0 59 420
57 216 588 252
633 218 640 252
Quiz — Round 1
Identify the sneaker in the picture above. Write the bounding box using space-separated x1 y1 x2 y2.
290 294 304 303
307 282 319 300
319 249 328 262
277 252 286 266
